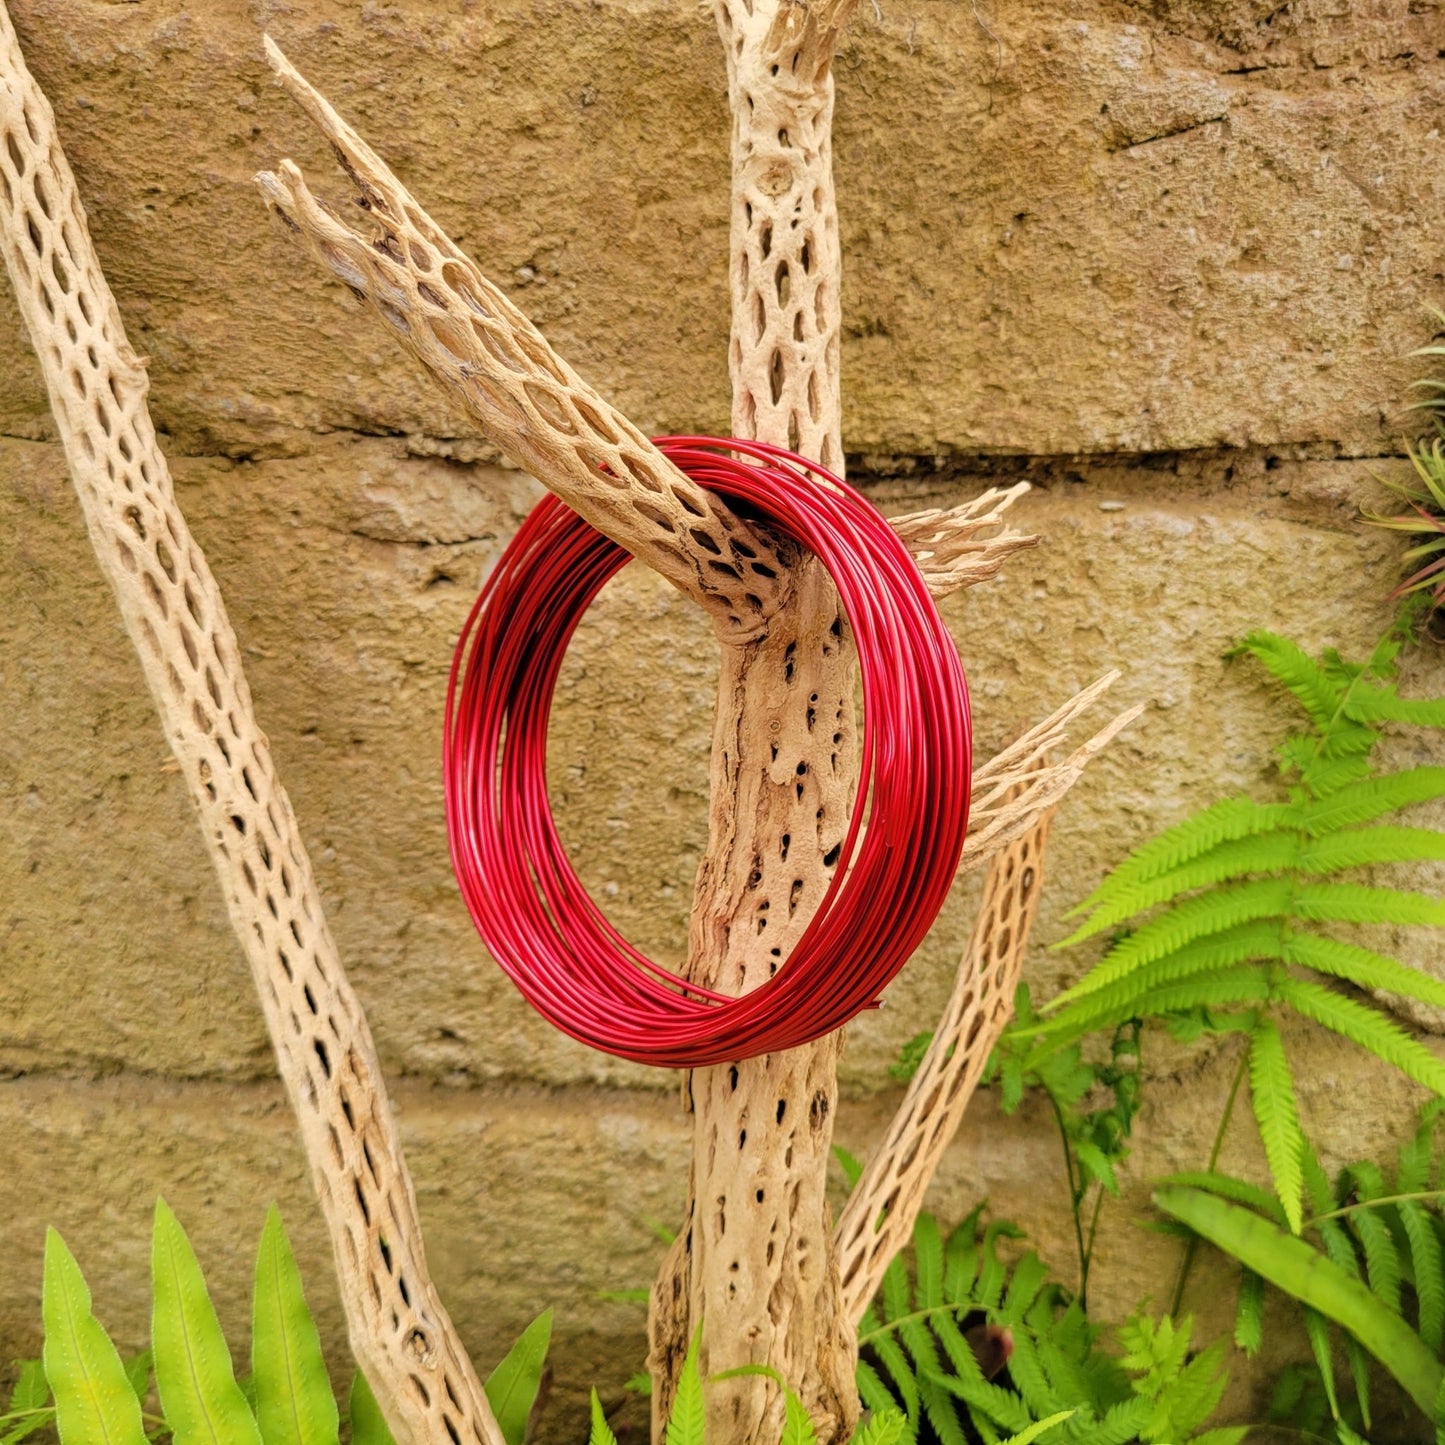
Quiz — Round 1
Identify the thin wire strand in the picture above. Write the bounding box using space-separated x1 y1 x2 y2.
443 437 972 1067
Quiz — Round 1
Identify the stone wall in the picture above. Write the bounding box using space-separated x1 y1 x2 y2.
3 0 1445 1437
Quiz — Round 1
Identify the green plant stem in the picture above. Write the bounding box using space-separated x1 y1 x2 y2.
1305 1188 1445 1227
856 1303 1063 1351
1046 1091 1090 1307
1080 1184 1108 1306
1169 1040 1250 1318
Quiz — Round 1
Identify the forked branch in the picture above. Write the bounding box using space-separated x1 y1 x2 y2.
255 39 1033 619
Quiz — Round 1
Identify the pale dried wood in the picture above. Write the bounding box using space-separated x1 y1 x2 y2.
255 39 1030 611
647 2 863 1438
0 15 506 1445
834 804 1056 1323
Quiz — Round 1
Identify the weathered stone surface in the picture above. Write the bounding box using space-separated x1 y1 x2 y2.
6 0 1445 1432
0 1043 1430 1440
0 0 1442 457
10 432 1443 1089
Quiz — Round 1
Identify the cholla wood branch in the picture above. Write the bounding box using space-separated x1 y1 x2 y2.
0 17 507 1445
834 804 1056 1323
646 4 866 1438
255 38 789 645
254 41 1034 610
0 8 1143 1445
249 21 1138 1445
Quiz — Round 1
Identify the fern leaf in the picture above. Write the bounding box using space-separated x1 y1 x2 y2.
1001 1253 1049 1324
664 1333 705 1445
1400 1201 1445 1351
1234 1270 1265 1357
975 1224 1023 1313
1087 1397 1152 1445
482 1311 552 1445
881 1256 912 1327
1343 1168 1403 1315
870 1337 919 1423
913 1215 944 1312
1301 1137 1336 1219
1299 768 1445 833
1034 925 1278 1040
1000 1333 1059 1420
849 1407 907 1445
1397 1114 1434 1195
1345 686 1445 729
1300 826 1445 873
1060 833 1302 943
995 1412 1076 1445
1274 975 1445 1096
1294 881 1445 928
943 1208 984 1303
780 1391 818 1445
1302 1308 1340 1421
1282 932 1445 1012
1292 749 1375 800
347 1375 395 1445
1343 1334 1372 1433
923 1371 1031 1438
1235 632 1345 733
1157 1172 1287 1224
151 1199 262 1445
1047 882 1291 1008
855 1362 898 1423
1249 1019 1305 1232
918 1379 967 1445
251 1207 339 1445
42 1230 149 1445
1155 1187 1444 1415
588 1393 618 1445
1156 1338 1230 1439
1065 798 1291 919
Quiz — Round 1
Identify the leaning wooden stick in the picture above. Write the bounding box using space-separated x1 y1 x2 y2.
835 803 1055 1322
0 15 506 1445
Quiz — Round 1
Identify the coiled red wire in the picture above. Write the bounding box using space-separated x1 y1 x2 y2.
444 436 971 1067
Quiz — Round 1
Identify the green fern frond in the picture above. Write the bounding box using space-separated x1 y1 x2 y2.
1065 798 1291 919
1300 825 1445 872
1399 1201 1445 1351
1343 1167 1403 1314
1301 1309 1340 1421
1282 931 1445 1011
1061 836 1303 944
1344 686 1445 729
1249 1020 1306 1233
1234 1271 1265 1357
1274 975 1445 1096
913 1216 943 1312
1155 1338 1231 1440
1233 632 1344 734
1293 881 1445 928
1289 748 1375 799
1297 767 1445 832
1048 882 1293 1008
1028 925 1280 1046
1157 1172 1287 1224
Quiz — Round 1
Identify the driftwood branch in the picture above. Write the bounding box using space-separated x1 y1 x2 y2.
0 14 506 1445
835 803 1055 1321
255 39 1030 613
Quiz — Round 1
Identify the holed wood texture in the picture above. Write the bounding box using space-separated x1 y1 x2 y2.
0 11 1140 1445
0 14 508 1445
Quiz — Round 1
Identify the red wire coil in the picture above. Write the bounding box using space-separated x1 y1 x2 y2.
444 436 972 1068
